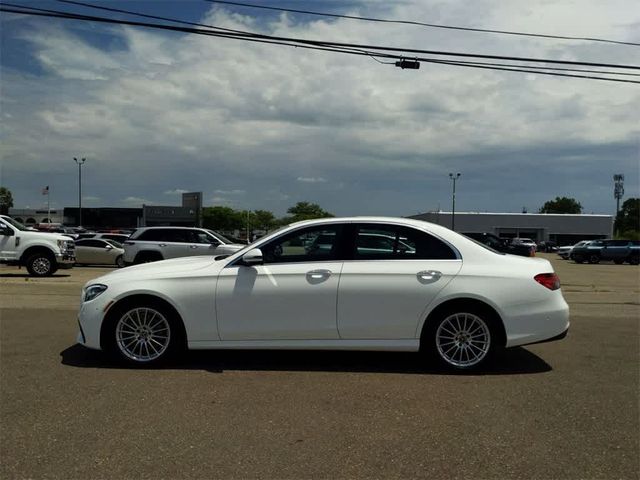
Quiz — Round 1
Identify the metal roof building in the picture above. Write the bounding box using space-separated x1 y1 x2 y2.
408 211 613 244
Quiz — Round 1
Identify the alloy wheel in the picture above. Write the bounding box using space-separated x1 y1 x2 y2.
115 307 171 362
32 257 51 275
435 313 491 368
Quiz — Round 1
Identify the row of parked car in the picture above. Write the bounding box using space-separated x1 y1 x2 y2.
557 239 639 265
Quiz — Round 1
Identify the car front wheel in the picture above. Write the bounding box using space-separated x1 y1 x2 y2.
425 309 498 371
588 254 600 264
26 253 55 276
106 301 184 366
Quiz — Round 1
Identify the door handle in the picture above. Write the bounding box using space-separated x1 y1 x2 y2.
306 269 332 279
158 244 167 247
417 270 442 283
190 245 199 249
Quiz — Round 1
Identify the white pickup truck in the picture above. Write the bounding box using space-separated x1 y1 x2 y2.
0 215 76 276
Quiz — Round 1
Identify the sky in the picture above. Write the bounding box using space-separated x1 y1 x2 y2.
1 0 639 217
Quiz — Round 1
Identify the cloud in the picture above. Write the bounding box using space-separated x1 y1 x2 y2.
122 196 153 206
1 1 638 216
213 189 245 195
164 189 189 195
297 177 327 183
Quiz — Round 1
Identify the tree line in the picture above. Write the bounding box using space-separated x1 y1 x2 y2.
202 201 333 232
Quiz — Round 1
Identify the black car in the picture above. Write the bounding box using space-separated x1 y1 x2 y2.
462 232 534 257
571 239 639 265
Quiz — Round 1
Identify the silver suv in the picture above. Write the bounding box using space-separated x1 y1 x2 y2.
123 227 245 265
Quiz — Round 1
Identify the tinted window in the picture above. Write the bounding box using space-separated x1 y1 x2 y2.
607 240 630 247
262 225 343 264
189 230 219 244
76 239 105 248
138 229 189 242
353 225 456 260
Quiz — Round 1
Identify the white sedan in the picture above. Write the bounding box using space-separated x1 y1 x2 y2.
77 217 570 371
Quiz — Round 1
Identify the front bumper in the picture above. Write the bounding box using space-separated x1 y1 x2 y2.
56 253 75 268
76 293 113 350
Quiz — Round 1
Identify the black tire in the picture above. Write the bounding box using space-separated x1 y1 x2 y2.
588 254 600 264
103 298 185 366
422 306 502 372
115 255 125 268
613 259 624 265
573 255 584 264
26 252 55 277
628 256 640 265
133 251 163 264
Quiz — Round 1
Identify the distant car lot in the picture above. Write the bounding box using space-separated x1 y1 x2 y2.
0 255 638 479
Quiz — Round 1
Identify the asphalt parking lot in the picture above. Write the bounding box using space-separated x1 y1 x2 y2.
1 255 638 479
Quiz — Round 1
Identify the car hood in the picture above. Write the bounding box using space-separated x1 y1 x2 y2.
92 255 224 285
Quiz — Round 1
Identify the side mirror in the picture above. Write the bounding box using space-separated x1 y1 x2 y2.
241 248 263 266
1 227 14 236
105 245 113 250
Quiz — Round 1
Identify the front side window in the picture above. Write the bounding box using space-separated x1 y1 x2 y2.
261 225 343 264
353 224 457 260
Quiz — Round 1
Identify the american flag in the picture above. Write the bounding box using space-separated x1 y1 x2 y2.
42 186 49 195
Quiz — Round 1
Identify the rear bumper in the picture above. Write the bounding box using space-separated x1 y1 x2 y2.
519 326 569 347
503 293 570 348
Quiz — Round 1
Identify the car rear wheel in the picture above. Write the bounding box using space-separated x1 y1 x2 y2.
105 300 184 366
424 309 499 371
614 259 624 265
628 257 640 265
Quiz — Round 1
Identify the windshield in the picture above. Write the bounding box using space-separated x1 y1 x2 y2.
205 229 233 244
105 239 123 248
1 216 29 231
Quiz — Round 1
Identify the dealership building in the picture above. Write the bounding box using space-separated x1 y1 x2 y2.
408 211 614 244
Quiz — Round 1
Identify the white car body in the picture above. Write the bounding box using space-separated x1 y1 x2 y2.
558 240 589 259
77 217 569 369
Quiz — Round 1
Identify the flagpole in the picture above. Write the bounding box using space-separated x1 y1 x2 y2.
47 188 51 224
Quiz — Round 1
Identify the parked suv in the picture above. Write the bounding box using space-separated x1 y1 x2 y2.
0 215 75 276
123 227 245 265
572 239 639 265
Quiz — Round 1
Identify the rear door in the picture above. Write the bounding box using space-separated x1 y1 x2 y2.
337 223 462 339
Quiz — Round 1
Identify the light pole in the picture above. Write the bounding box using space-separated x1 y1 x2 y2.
449 172 461 231
74 157 86 227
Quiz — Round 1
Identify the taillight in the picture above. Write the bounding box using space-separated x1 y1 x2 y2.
534 273 560 290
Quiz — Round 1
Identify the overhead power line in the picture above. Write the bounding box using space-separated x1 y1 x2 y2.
203 0 640 47
2 4 639 85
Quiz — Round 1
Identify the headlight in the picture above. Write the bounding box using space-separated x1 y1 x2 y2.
84 284 108 302
57 240 74 252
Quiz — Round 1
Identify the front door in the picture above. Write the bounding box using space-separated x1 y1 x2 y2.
216 224 346 340
0 222 17 260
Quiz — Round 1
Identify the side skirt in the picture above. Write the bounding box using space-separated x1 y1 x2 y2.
188 339 420 352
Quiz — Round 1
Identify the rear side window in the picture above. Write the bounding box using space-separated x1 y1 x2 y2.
136 229 190 242
353 224 457 260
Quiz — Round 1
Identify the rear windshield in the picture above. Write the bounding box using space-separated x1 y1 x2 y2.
463 235 504 255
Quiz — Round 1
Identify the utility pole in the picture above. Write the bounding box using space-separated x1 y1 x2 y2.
449 172 461 231
74 157 86 227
